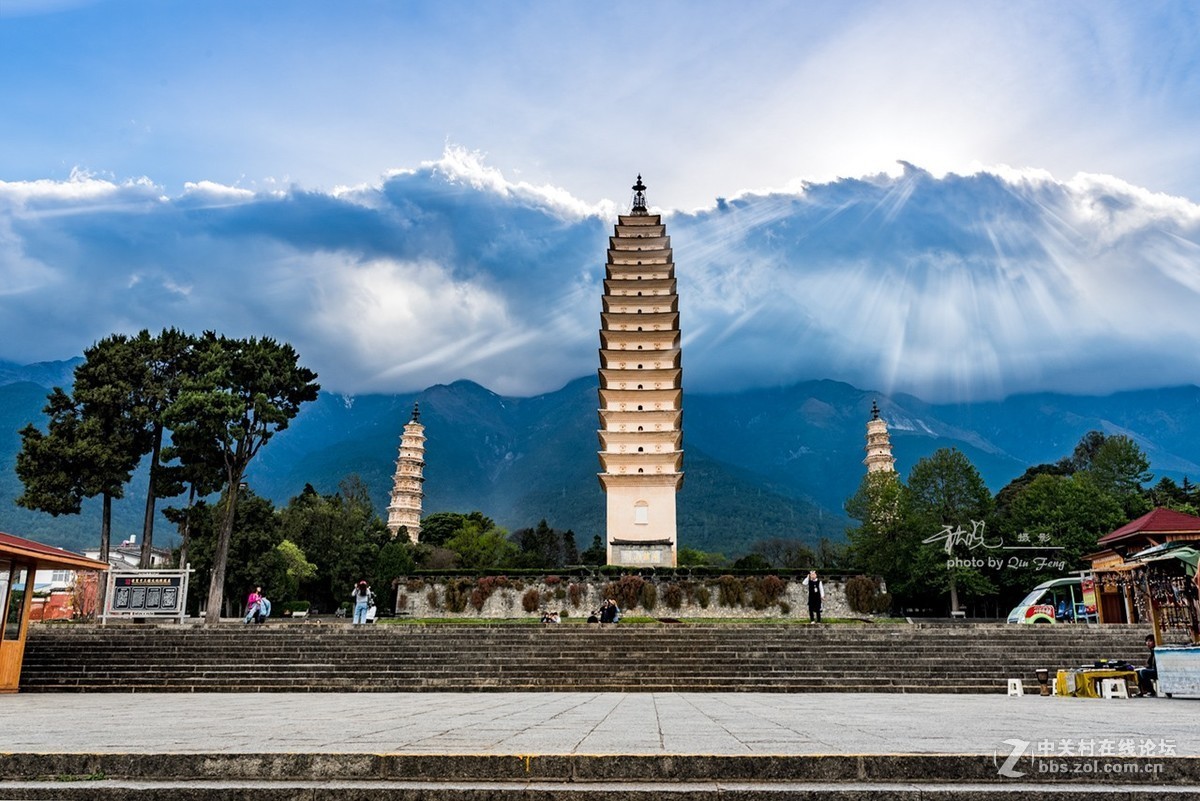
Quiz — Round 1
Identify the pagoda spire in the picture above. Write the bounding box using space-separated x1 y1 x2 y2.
631 174 648 215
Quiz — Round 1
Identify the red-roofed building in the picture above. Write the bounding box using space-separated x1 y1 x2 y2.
1097 507 1200 548
1 531 109 692
1087 508 1200 627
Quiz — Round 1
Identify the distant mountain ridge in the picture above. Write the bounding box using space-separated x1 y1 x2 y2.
0 358 82 390
3 359 1200 556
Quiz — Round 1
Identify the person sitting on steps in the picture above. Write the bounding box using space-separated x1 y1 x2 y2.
1136 634 1158 697
599 598 620 624
243 586 262 624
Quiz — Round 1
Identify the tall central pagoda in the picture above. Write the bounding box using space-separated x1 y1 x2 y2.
597 175 683 567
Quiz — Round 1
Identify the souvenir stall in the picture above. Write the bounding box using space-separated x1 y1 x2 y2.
1133 543 1200 697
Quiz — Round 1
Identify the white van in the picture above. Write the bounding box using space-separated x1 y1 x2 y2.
1007 577 1098 624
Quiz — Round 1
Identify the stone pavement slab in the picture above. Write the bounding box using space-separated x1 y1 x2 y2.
1 692 1196 756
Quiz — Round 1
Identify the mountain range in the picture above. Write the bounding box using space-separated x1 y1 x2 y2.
3 358 1200 557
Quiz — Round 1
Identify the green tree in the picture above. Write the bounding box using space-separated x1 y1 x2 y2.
184 487 283 617
274 539 318 603
749 538 817 569
16 336 146 597
1147 476 1186 508
904 448 995 613
128 328 197 568
732 553 771 570
444 519 516 569
997 473 1125 602
419 512 466 548
676 547 725 567
561 530 579 566
845 470 904 582
161 417 226 572
511 519 575 569
992 462 1073 522
1085 434 1151 517
16 390 91 519
419 511 495 549
166 333 319 624
580 535 607 565
374 539 417 610
278 477 389 613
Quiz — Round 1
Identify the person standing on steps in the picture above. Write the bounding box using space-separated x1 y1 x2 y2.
351 580 374 625
803 570 824 624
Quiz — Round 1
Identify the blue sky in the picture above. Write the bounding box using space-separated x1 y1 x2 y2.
2 1 1199 401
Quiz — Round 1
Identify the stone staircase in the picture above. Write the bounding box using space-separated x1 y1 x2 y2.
19 621 1151 693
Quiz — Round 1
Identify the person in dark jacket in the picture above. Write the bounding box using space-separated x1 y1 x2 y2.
1136 634 1157 697
802 570 824 623
599 598 620 624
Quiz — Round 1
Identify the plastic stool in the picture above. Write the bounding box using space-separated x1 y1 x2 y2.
1007 679 1024 696
1100 678 1128 699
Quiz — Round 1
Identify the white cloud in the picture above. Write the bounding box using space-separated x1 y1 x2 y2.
0 154 1198 401
0 169 161 210
180 181 257 205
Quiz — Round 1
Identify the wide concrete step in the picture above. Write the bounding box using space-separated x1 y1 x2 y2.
1 752 1195 799
5 779 1198 799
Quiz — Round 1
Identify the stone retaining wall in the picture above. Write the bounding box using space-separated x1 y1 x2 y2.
391 575 858 619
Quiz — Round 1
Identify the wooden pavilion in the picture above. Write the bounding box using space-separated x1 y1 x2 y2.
1 531 109 692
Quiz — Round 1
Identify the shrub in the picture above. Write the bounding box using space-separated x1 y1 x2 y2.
522 588 541 613
663 583 684 610
873 592 894 614
553 586 567 600
405 579 425 593
718 575 744 607
611 575 646 610
694 584 711 609
471 576 510 612
397 593 408 610
748 575 788 609
544 575 562 585
845 575 890 614
443 578 474 613
568 583 585 608
640 582 657 611
426 587 441 610
779 601 791 615
845 575 873 612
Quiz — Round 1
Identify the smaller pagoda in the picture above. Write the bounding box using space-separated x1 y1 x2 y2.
387 403 426 542
864 400 896 474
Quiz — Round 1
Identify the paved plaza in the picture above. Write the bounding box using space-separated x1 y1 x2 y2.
3 692 1196 756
